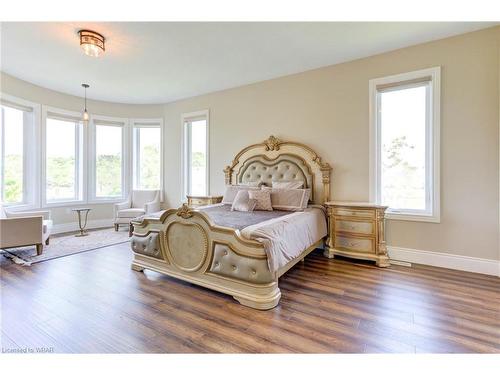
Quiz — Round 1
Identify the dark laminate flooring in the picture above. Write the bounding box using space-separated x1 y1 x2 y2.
1 243 499 353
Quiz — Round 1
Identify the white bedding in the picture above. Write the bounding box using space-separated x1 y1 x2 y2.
240 205 327 273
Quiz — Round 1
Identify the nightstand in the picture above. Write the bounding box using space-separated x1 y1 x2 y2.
187 195 223 207
324 201 390 267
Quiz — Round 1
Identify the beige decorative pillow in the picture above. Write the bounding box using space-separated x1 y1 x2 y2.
231 190 257 212
272 180 304 189
222 185 260 204
241 181 265 187
248 189 273 211
263 187 311 211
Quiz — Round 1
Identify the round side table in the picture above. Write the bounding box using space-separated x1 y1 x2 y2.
72 208 92 237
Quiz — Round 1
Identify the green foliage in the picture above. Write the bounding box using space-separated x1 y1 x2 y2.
96 154 122 196
382 135 424 209
383 136 417 171
140 145 160 189
47 156 75 199
3 154 23 203
191 151 205 167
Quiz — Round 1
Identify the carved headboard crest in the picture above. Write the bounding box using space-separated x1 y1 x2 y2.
223 135 332 204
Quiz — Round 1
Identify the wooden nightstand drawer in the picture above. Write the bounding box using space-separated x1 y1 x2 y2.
187 195 223 207
335 219 374 236
189 198 207 206
324 201 389 267
335 235 375 254
333 208 375 219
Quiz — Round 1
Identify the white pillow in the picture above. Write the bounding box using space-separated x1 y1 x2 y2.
222 185 260 204
272 180 304 189
248 189 273 211
231 190 257 212
262 187 311 211
240 181 265 187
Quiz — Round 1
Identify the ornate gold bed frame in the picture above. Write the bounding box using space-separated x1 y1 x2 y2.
130 136 332 310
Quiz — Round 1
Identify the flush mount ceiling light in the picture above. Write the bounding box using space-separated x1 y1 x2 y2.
81 83 90 124
78 30 105 57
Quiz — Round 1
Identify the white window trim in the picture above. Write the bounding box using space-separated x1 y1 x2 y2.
0 93 41 211
131 118 164 200
41 106 86 208
88 114 130 203
181 110 210 201
369 67 441 223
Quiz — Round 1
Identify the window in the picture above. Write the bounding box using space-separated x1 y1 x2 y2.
369 67 440 222
182 110 209 198
132 120 163 190
90 116 129 201
43 109 84 204
0 96 39 208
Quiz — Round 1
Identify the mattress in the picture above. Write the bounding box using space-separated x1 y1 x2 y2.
201 204 327 272
198 203 293 230
240 205 327 272
138 204 327 273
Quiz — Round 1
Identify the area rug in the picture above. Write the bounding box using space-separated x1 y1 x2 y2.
1 227 130 266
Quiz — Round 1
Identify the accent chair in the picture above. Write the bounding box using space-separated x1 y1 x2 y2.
0 207 53 255
114 190 161 231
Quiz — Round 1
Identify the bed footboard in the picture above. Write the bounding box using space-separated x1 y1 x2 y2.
130 204 280 310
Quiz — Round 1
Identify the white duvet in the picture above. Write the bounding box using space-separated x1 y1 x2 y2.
240 205 327 273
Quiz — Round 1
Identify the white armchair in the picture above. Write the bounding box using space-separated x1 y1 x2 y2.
0 207 53 255
114 190 161 231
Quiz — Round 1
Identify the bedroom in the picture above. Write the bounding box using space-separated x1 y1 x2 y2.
0 0 499 373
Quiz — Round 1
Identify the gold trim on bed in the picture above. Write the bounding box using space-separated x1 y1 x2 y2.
131 135 332 310
224 135 332 203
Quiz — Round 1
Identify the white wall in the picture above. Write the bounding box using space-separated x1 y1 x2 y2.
1 26 499 265
161 26 500 262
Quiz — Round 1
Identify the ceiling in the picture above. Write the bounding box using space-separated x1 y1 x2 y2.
0 22 496 104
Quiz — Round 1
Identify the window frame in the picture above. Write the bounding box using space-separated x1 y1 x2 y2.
0 93 41 210
181 110 210 200
369 67 441 223
88 114 130 203
41 106 86 207
131 118 164 196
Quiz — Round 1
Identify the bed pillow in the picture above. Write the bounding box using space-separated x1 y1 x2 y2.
231 190 257 212
248 189 273 211
222 185 260 204
240 181 266 188
262 186 311 211
272 180 304 189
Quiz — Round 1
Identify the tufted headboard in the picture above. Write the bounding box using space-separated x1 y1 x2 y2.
224 136 332 204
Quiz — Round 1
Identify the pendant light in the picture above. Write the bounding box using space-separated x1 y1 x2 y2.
81 83 90 124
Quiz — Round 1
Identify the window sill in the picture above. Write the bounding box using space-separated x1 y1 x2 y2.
385 212 440 223
1 203 40 212
88 198 126 205
43 200 86 208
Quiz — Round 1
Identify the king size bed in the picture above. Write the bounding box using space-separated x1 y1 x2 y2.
130 136 332 310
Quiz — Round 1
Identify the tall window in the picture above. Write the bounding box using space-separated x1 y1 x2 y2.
183 111 209 197
91 117 128 200
44 112 83 203
132 120 162 190
370 67 440 222
0 97 38 207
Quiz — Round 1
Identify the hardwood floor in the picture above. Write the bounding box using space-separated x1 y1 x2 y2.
1 243 499 353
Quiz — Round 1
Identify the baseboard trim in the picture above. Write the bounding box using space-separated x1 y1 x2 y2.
388 246 499 277
52 219 114 235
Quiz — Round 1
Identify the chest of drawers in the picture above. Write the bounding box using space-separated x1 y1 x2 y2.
187 195 223 207
324 201 390 267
